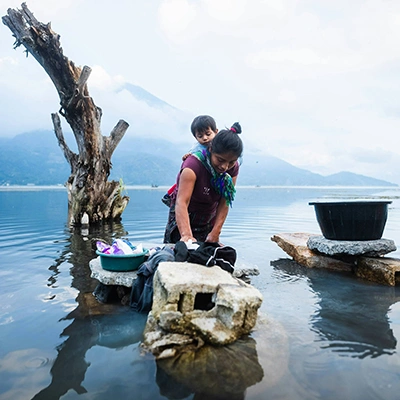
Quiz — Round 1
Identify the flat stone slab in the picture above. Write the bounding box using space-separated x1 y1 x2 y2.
89 257 138 287
272 232 400 286
307 235 396 257
271 233 353 271
89 251 260 288
356 257 400 286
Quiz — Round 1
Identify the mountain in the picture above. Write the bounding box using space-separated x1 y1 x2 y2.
122 83 176 110
0 131 70 185
238 155 328 186
0 130 397 187
0 81 397 187
324 171 394 187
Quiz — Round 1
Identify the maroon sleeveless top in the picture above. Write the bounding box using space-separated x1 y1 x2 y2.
175 155 239 226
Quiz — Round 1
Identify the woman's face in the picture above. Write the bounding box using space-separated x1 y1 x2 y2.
210 151 238 174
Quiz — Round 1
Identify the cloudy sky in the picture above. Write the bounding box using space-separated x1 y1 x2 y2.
1 0 400 183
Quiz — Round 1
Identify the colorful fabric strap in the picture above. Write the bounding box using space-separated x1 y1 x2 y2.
192 149 236 207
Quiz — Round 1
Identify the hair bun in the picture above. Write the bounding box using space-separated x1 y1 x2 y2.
230 122 242 134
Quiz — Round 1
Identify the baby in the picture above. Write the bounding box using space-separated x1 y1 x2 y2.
162 115 218 207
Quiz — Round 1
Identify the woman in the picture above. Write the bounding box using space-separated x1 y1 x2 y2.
164 121 243 244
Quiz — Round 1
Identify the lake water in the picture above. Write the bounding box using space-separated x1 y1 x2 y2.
1 186 400 399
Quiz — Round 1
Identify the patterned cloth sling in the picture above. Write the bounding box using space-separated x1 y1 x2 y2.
192 149 236 207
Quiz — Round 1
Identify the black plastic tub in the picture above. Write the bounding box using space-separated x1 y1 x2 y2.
309 201 391 241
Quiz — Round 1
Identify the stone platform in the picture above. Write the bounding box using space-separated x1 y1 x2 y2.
271 233 400 286
143 262 263 357
89 256 263 357
89 256 260 288
271 233 354 272
307 235 396 257
90 257 138 287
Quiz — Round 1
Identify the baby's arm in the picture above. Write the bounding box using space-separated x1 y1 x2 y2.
182 142 203 160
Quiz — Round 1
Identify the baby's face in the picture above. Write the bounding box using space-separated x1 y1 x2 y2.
194 127 217 146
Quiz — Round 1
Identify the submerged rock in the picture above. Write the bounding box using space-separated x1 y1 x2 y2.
156 336 264 399
153 314 289 399
142 262 263 358
272 232 400 286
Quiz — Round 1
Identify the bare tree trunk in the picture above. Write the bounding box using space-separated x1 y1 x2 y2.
2 3 129 226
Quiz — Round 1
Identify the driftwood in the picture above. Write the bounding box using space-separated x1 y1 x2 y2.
2 3 129 226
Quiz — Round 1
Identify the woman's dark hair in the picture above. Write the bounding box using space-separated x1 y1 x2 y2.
210 122 243 158
191 115 217 136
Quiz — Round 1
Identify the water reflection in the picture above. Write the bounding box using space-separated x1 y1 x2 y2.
32 222 148 400
32 300 147 399
34 220 266 400
3 188 400 399
272 259 399 358
156 336 264 400
45 221 127 292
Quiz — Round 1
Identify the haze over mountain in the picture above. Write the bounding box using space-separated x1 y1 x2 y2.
0 130 396 187
0 82 397 187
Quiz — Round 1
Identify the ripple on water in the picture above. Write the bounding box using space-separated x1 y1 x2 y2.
24 356 51 369
319 340 396 359
0 349 53 373
271 269 305 283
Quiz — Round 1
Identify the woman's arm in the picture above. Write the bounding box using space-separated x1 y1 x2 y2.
205 176 238 244
175 168 197 242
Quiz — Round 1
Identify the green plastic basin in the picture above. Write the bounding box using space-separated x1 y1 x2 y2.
96 249 149 272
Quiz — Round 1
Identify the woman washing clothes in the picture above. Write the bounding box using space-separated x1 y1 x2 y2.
164 121 243 244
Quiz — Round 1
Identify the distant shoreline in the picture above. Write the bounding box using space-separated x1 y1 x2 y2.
0 184 399 192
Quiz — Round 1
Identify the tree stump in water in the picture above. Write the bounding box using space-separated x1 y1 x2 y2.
2 3 130 226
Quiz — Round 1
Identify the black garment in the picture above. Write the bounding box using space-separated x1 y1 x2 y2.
130 247 175 313
163 191 213 244
174 241 236 273
174 240 190 262
130 242 236 313
163 211 212 244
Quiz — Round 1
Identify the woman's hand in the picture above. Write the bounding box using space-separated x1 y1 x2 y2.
180 234 197 243
205 231 221 244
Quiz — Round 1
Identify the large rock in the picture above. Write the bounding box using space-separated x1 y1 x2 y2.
307 235 396 257
146 314 288 398
271 232 400 286
89 255 260 288
155 335 264 399
148 262 263 347
271 233 353 271
356 257 400 286
89 257 137 287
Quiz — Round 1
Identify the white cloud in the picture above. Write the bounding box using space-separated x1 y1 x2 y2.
202 0 247 21
80 69 193 143
0 53 58 135
158 0 197 39
247 48 328 68
0 0 84 24
0 56 18 67
278 89 296 103
88 66 125 91
2 0 400 182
